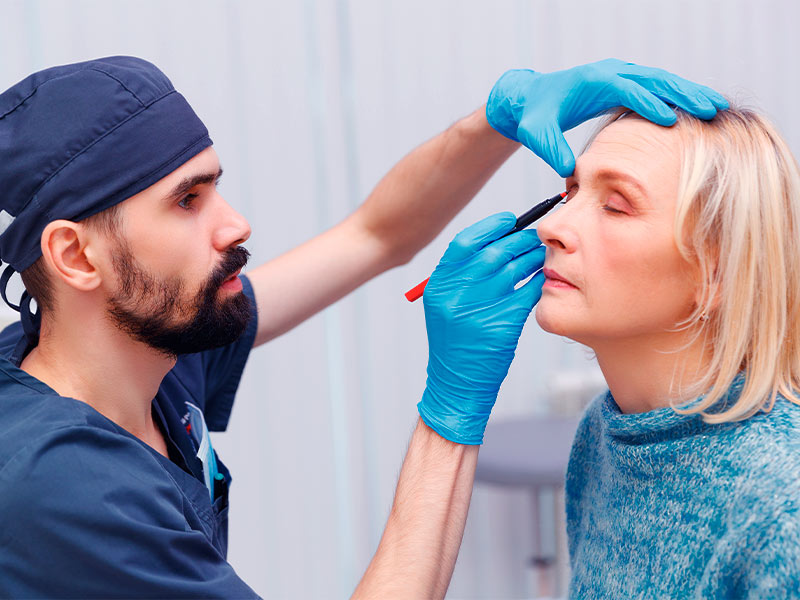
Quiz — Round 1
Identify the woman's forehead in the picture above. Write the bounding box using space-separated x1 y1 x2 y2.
569 118 684 212
575 117 682 187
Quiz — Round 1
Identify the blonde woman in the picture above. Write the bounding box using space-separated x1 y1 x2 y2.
534 107 800 597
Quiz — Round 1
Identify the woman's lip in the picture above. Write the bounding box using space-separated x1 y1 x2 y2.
542 267 577 288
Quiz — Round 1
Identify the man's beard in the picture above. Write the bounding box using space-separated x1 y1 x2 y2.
106 240 252 358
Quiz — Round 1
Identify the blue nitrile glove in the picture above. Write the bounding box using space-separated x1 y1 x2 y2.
417 213 546 444
486 58 729 177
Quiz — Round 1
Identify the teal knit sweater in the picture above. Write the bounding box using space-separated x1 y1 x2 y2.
566 379 800 599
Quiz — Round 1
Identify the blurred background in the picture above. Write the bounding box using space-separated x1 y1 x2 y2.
1 0 797 598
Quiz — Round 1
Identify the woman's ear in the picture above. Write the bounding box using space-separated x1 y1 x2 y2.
693 272 721 317
40 220 102 292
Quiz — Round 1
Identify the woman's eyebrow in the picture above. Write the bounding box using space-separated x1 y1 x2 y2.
595 168 647 197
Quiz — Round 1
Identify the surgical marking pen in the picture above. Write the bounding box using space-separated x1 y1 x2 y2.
404 191 567 302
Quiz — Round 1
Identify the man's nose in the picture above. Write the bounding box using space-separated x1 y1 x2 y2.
213 196 251 250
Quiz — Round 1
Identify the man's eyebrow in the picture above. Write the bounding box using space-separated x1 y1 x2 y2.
164 166 224 201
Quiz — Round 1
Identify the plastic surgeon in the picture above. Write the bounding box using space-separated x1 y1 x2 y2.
0 59 725 598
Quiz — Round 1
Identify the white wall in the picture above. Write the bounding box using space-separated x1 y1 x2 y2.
1 1 798 598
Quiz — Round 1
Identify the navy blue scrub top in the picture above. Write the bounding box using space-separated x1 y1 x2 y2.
0 275 261 598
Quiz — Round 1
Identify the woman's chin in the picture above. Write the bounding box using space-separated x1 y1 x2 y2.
535 306 570 336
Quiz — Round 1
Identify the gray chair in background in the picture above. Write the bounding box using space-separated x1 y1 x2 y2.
476 416 580 599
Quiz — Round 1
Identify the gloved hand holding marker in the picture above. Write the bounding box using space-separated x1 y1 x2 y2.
416 212 548 444
404 191 565 302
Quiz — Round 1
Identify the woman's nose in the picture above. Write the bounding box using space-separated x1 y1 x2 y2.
536 202 576 252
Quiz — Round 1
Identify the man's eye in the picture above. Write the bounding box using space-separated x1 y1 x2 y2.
178 193 198 209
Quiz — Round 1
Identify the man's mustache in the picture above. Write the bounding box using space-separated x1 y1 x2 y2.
209 246 251 290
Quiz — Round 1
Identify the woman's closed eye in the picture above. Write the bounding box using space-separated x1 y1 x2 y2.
561 184 630 215
602 192 631 215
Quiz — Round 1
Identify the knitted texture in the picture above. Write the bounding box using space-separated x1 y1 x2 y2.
566 378 800 599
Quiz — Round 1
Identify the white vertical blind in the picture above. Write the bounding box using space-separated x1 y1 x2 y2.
1 0 798 597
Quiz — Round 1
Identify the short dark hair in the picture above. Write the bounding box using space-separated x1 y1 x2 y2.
20 203 122 313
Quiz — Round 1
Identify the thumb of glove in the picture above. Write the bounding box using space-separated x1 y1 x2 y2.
517 119 576 178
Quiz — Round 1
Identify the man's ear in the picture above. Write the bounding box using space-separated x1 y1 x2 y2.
40 220 103 292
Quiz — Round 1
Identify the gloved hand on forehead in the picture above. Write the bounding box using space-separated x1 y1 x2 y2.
486 58 729 177
417 212 546 445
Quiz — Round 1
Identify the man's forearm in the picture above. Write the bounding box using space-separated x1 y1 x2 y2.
352 419 479 599
247 107 518 347
355 106 519 267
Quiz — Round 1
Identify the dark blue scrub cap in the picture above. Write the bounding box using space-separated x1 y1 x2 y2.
0 55 212 348
0 55 212 272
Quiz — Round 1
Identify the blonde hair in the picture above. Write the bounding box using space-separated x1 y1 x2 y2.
594 106 800 422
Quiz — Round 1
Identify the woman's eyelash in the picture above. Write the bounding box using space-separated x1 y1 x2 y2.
560 186 626 215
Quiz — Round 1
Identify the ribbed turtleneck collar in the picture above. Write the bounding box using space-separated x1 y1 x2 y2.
600 374 747 443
